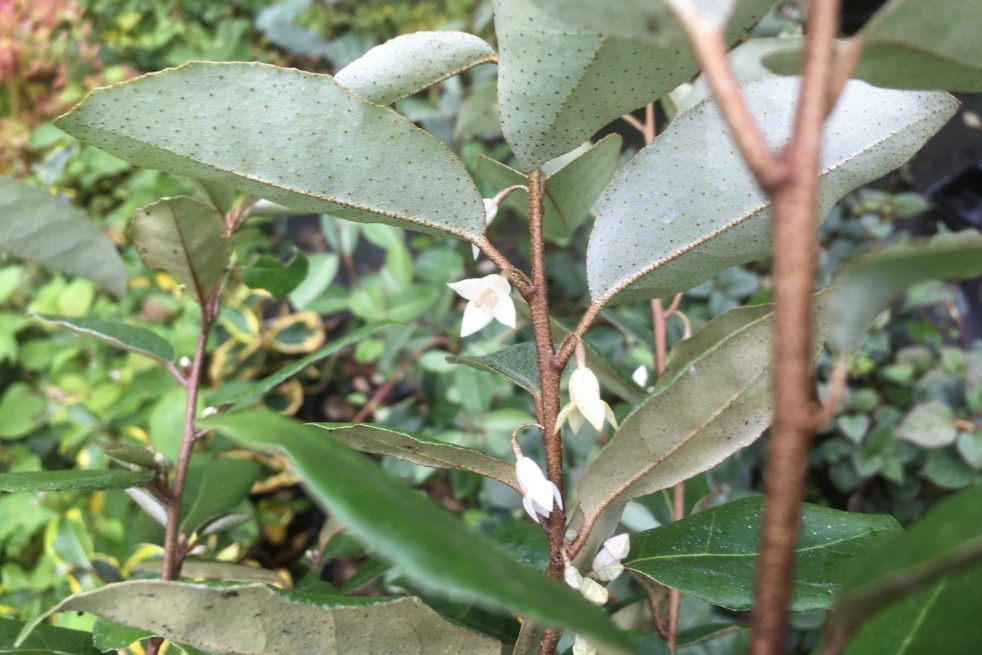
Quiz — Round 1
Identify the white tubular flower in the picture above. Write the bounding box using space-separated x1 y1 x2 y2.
447 273 516 337
632 365 649 388
578 577 609 605
472 198 500 259
564 563 584 590
515 456 563 523
573 634 597 655
555 365 618 434
592 533 630 582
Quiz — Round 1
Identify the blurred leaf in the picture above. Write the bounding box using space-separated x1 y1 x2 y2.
476 134 623 240
447 342 544 395
0 178 126 296
335 32 497 105
832 485 982 654
56 62 486 240
0 470 152 493
266 311 325 354
180 457 260 534
394 578 521 645
217 321 393 411
829 231 982 354
21 582 501 654
91 619 150 652
534 0 752 39
131 196 231 304
130 560 283 586
99 442 159 470
493 0 772 169
202 410 634 654
586 78 956 305
34 314 175 366
0 618 100 655
0 383 48 440
243 251 309 300
288 253 340 310
625 497 902 611
192 178 237 214
310 423 518 490
895 400 957 448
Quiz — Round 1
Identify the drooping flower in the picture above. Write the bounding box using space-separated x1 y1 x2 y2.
515 456 563 523
472 198 499 260
555 365 618 434
578 577 609 605
447 273 516 337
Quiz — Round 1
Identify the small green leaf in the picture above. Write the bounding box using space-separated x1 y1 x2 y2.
310 423 518 490
216 321 393 411
34 314 175 366
493 0 772 170
202 410 634 654
20 582 501 655
829 232 982 354
0 470 152 493
57 62 486 240
0 618 100 655
91 618 150 652
0 178 126 296
625 497 902 611
242 251 309 300
477 134 623 241
895 400 957 448
179 457 260 534
335 31 497 106
0 382 47 440
447 342 544 395
586 78 956 305
131 196 231 304
99 442 159 470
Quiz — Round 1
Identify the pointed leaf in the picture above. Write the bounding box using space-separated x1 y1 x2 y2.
394 578 521 645
0 178 126 296
242 250 309 301
766 1 982 92
0 470 152 493
574 295 827 522
33 313 175 366
335 32 497 106
624 497 902 611
477 134 623 240
216 321 394 411
130 560 284 586
829 231 982 355
493 0 772 170
586 77 957 305
131 196 231 304
20 582 500 655
201 410 634 655
447 342 544 395
180 457 260 534
310 423 518 490
56 62 486 239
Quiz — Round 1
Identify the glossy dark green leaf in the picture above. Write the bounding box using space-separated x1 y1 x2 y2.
131 196 231 304
0 618 100 655
56 62 486 240
0 177 126 296
216 321 394 411
91 618 150 652
0 470 152 493
242 250 309 300
476 134 623 241
202 410 634 654
310 423 518 490
21 582 501 654
586 77 956 305
829 231 982 354
447 342 543 395
766 1 982 91
33 314 175 366
394 578 521 645
335 32 497 106
180 457 260 534
625 497 902 611
493 0 772 170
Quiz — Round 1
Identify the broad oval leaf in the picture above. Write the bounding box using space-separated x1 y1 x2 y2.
56 62 486 240
586 77 957 305
201 410 633 655
33 313 175 366
493 0 772 170
829 231 982 355
476 134 623 241
765 0 982 91
447 342 544 395
311 423 518 490
574 296 827 522
0 469 152 493
624 497 902 612
0 177 126 296
180 457 260 534
335 31 497 106
20 581 501 655
131 196 231 304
